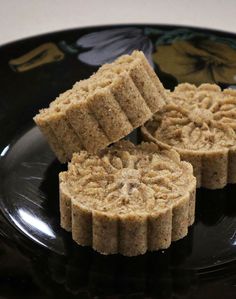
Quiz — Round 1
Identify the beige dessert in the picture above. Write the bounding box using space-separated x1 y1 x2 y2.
34 51 166 163
142 83 236 189
59 140 196 256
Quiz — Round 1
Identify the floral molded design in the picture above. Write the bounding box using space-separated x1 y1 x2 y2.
65 144 189 212
147 84 236 150
142 83 236 188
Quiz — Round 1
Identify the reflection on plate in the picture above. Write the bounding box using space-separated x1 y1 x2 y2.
1 124 236 269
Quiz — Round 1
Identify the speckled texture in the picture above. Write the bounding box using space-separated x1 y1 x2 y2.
142 83 236 189
34 51 166 163
59 140 196 256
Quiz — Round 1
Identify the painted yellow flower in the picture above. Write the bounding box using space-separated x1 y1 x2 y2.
9 43 64 72
153 39 236 85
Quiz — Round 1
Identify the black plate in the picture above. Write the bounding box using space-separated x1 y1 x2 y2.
0 25 236 298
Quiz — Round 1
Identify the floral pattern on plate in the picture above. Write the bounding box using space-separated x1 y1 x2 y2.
8 26 236 87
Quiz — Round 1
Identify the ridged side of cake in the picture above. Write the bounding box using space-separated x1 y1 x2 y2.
34 51 166 162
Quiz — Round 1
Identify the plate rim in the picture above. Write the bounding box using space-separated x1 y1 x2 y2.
1 23 236 49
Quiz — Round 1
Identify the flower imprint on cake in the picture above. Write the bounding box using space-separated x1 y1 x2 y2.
152 84 236 151
142 83 236 188
64 142 190 212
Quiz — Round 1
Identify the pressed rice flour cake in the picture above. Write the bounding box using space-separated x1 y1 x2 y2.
59 140 196 256
34 51 167 163
142 83 236 189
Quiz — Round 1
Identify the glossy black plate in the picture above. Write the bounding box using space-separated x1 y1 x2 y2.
0 25 236 298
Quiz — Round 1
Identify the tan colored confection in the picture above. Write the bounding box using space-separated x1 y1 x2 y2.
34 51 166 163
142 83 236 189
59 140 196 256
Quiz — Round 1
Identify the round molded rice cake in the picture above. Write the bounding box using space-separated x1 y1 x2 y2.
142 83 236 189
59 140 196 256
